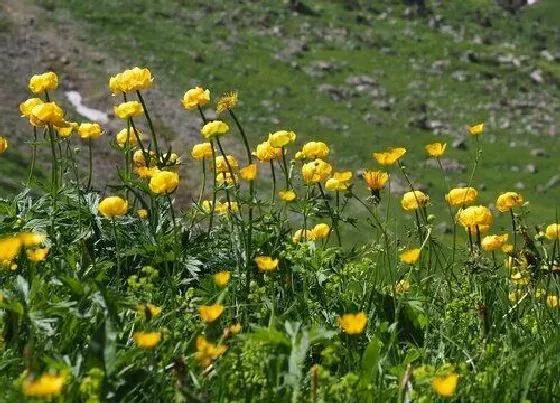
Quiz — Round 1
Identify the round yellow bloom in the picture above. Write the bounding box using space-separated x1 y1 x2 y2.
215 155 239 173
0 236 22 263
337 312 368 335
213 271 231 287
26 248 49 262
20 98 44 117
56 123 78 138
216 90 238 113
311 223 330 240
18 232 45 248
201 120 229 139
496 192 524 212
545 223 560 240
201 200 213 213
136 209 148 219
254 141 283 162
229 323 242 335
215 201 239 214
116 127 139 148
546 295 558 308
268 130 296 148
28 71 59 94
302 158 332 184
30 102 65 127
255 256 279 272
481 234 509 251
372 147 406 165
195 335 227 367
135 166 159 178
239 164 257 181
456 205 493 234
182 87 210 110
114 101 144 119
325 171 352 192
400 248 421 264
136 303 162 318
401 190 429 211
22 373 66 398
468 123 484 136
191 143 214 160
445 187 478 207
199 304 225 323
425 142 446 158
217 172 237 186
0 136 7 154
149 171 179 194
109 67 153 94
134 331 162 349
133 149 155 167
432 374 459 398
279 190 296 202
363 171 389 191
98 196 128 218
78 123 103 140
292 229 314 243
299 142 330 159
395 279 410 295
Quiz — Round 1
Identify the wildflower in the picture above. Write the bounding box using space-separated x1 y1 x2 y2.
400 248 421 264
26 248 49 262
217 172 238 186
149 171 179 194
468 123 484 136
78 123 103 140
481 234 509 251
116 127 139 148
496 192 524 212
213 271 231 287
215 155 239 173
301 158 332 184
311 223 330 240
432 373 459 397
30 102 65 126
372 147 406 165
215 201 239 214
182 87 210 110
255 256 278 272
279 190 296 202
109 67 153 94
0 136 7 154
268 130 296 148
19 98 43 117
337 312 368 335
363 171 389 191
22 373 66 397
135 166 159 178
199 304 225 323
546 295 558 308
298 142 330 159
545 223 560 240
401 190 429 211
195 335 227 367
0 236 22 263
425 142 446 158
98 196 128 218
228 323 242 335
28 71 59 94
56 123 77 138
114 101 144 119
445 187 478 207
201 120 229 139
136 209 148 219
292 229 314 243
133 149 155 167
456 205 493 234
395 279 410 295
191 143 214 160
201 200 213 213
217 90 238 113
133 331 162 349
254 141 283 162
502 243 514 253
136 303 162 318
510 272 529 286
239 164 258 181
325 171 352 192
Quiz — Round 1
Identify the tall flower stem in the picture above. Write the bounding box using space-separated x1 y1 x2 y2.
87 138 93 190
136 90 160 161
216 137 237 187
197 159 206 205
317 183 341 246
229 109 252 164
208 139 218 235
112 219 121 282
27 126 38 186
270 161 277 202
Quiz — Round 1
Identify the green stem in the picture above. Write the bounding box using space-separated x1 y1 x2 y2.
229 109 252 163
270 160 277 202
136 90 160 161
87 138 93 190
27 126 38 186
318 183 341 246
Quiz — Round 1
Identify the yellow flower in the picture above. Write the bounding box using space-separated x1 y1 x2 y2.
215 155 239 173
545 223 560 240
217 172 238 186
133 149 155 167
279 190 296 202
255 256 278 272
425 142 446 158
28 71 59 94
26 248 49 262
0 136 7 154
0 236 22 263
201 200 213 213
401 190 429 211
268 130 296 148
22 373 66 397
395 279 410 295
191 143 214 160
400 248 421 264
135 166 159 178
311 223 330 240
299 142 330 159
18 232 45 248
199 304 225 323
201 120 229 139
292 229 314 243
182 87 210 110
213 271 231 287
161 152 179 167
114 101 144 119
325 171 352 192
98 196 128 218
546 295 558 308
239 164 257 181
109 67 153 94
254 141 283 162
215 201 239 214
136 209 148 219
445 187 478 207
216 90 238 113
136 303 162 318
496 192 524 212
116 127 139 148
502 243 514 253
229 323 242 335
78 123 103 140
363 171 389 191
30 102 65 127
134 331 162 349
510 271 529 286
456 205 493 234
432 373 459 397
56 123 78 138
372 147 406 165
337 312 368 335
20 98 44 117
301 158 332 184
481 234 509 251
149 171 180 194
468 123 484 136
195 335 227 367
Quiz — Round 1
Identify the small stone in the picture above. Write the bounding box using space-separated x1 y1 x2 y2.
452 138 467 150
530 69 544 84
510 166 520 173
540 50 555 62
525 164 537 174
515 182 526 191
451 70 469 82
530 148 547 157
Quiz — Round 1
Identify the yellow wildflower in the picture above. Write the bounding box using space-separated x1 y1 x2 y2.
400 248 421 264
255 256 278 272
136 303 162 318
213 271 231 287
78 123 103 140
311 223 330 240
26 248 49 262
546 295 558 308
468 123 484 136
301 158 332 184
496 192 524 212
149 171 179 194
298 142 330 159
372 147 406 165
20 98 44 117
0 136 7 154
133 331 162 349
401 190 429 211
456 205 493 234
194 335 227 367
191 143 214 160
199 304 225 323
363 171 389 191
182 87 210 110
254 141 283 162
268 130 296 148
201 120 229 139
279 190 296 202
98 196 128 218
216 90 238 113
432 373 459 397
445 187 478 206
481 234 509 251
545 223 560 240
337 312 368 335
239 164 257 181
22 373 66 398
114 101 143 119
425 142 446 158
325 171 352 192
116 127 139 148
28 71 59 94
30 102 65 127
136 209 148 219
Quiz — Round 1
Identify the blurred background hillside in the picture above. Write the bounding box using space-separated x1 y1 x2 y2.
1 0 559 232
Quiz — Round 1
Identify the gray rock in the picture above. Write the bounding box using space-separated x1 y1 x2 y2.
525 164 537 174
510 166 520 173
530 148 547 157
451 70 469 82
540 50 555 62
530 69 544 84
515 182 526 191
452 138 467 150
